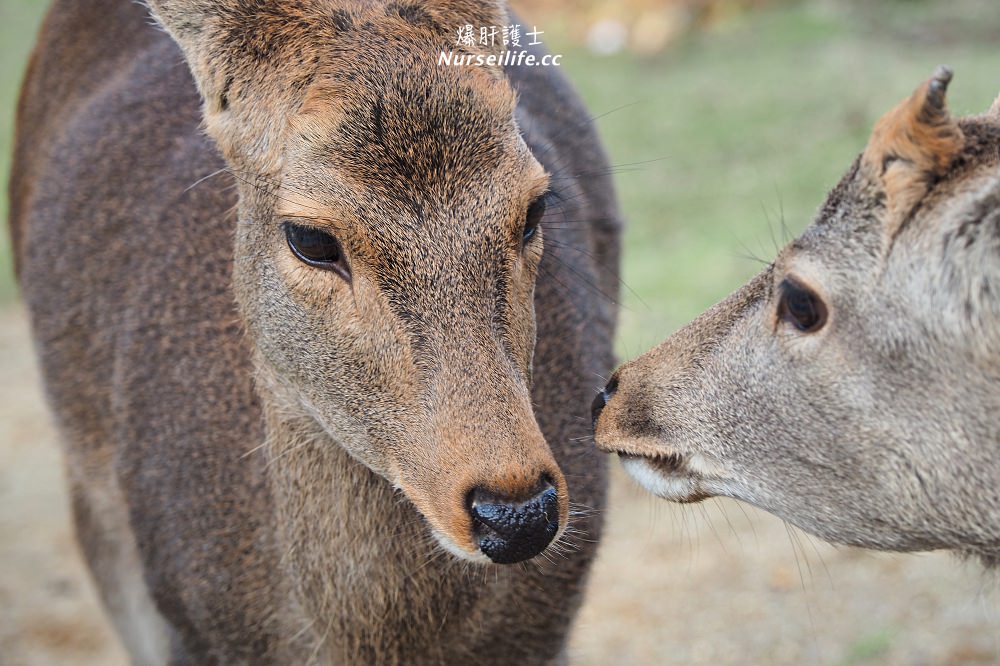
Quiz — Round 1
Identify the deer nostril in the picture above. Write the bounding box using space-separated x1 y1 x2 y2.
591 375 619 430
468 481 560 564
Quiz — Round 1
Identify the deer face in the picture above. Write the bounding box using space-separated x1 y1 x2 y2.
150 1 567 562
595 69 1000 560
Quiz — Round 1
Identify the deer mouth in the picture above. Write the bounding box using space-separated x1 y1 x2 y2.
617 452 714 503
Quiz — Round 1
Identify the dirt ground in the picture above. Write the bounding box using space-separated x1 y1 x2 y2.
1 304 996 665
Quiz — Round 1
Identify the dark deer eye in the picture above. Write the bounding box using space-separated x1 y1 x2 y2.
284 222 350 280
777 278 827 333
523 195 546 245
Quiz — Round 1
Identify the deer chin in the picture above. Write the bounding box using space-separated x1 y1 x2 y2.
391 482 488 564
425 525 493 565
424 520 569 566
617 451 727 504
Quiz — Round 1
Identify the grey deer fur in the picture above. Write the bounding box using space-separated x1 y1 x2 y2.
595 67 1000 566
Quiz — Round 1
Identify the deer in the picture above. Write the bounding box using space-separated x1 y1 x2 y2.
594 67 1000 567
9 0 621 662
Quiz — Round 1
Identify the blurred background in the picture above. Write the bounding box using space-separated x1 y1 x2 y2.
2 0 999 664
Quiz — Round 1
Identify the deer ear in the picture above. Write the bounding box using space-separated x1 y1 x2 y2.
145 1 319 169
863 66 964 233
145 1 232 104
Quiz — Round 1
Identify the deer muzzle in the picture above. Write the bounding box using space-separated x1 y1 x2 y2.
467 479 560 563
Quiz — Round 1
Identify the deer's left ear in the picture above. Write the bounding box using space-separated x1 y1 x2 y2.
863 66 964 234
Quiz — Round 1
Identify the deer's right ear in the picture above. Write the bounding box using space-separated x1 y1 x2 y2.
145 1 232 109
145 1 312 169
862 66 964 237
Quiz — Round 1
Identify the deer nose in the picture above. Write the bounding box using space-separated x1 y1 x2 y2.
591 374 619 430
468 481 560 564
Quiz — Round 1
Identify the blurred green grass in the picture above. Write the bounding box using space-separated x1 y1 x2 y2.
2 0 1000 362
0 0 47 301
550 0 1000 358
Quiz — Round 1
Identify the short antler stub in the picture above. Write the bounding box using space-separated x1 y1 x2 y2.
924 65 953 116
863 66 964 233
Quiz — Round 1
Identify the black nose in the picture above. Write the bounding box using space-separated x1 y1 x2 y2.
468 481 560 564
591 375 619 430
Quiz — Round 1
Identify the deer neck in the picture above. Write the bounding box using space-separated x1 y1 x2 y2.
253 363 498 661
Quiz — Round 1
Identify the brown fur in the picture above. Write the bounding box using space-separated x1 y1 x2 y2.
11 0 620 662
862 66 964 234
595 69 1000 565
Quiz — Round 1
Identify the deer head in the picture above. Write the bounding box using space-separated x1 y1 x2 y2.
147 0 567 564
594 68 1000 563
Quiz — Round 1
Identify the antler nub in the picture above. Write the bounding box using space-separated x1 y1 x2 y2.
924 65 953 116
862 66 965 233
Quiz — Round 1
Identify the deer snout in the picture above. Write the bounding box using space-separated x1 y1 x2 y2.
590 374 619 430
467 479 560 564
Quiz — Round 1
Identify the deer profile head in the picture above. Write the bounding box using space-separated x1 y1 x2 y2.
148 0 568 564
595 68 1000 562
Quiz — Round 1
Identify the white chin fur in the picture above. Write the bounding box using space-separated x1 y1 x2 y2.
429 521 567 566
620 456 701 501
431 529 492 564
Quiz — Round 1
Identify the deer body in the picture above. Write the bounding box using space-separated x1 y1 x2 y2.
594 68 1000 565
11 1 620 662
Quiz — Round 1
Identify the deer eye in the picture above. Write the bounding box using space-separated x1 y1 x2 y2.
284 222 350 281
523 194 546 245
777 278 827 332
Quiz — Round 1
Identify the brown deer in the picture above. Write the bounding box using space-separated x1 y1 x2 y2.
594 67 1000 566
9 0 620 662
